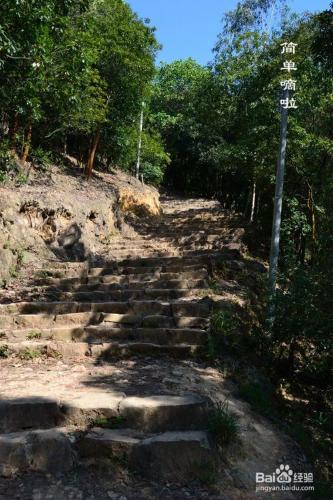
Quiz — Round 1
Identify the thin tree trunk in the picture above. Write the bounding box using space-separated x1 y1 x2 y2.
256 192 260 219
21 123 32 164
307 183 316 242
250 181 256 223
9 113 19 153
85 130 100 178
307 183 316 263
136 103 144 179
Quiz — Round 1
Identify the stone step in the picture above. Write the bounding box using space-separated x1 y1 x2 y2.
0 312 209 330
0 299 212 316
10 288 206 303
89 263 207 277
0 428 213 480
92 251 236 269
0 394 208 434
33 263 209 280
154 237 235 245
0 428 76 477
0 391 124 433
0 398 62 433
79 428 214 481
33 269 209 287
32 250 238 280
144 228 237 236
148 221 236 229
25 278 208 294
118 395 208 432
0 340 202 360
107 251 177 260
129 430 214 481
1 325 207 344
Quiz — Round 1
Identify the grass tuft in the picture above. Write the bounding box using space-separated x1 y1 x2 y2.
208 400 239 446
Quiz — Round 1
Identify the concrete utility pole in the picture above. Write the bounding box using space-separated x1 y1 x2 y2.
267 88 289 323
136 101 145 179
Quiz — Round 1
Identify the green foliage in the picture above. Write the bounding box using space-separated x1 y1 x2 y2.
9 266 18 278
272 265 333 384
208 400 239 446
118 125 170 186
92 415 126 429
239 381 274 415
26 332 42 340
209 310 242 354
150 59 211 192
30 147 53 171
193 460 217 486
211 310 239 334
19 347 43 360
0 0 162 181
0 141 16 181
0 345 11 358
0 141 27 184
210 310 241 343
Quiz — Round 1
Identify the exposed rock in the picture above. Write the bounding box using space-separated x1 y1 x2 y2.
0 165 161 282
119 395 208 432
78 428 141 460
0 248 15 283
130 431 214 482
0 429 76 477
115 173 160 217
0 398 61 433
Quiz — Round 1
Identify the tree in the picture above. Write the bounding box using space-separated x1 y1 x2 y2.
0 0 161 178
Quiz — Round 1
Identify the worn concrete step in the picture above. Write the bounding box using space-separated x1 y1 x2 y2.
0 394 208 434
0 398 62 433
145 228 237 236
107 246 167 253
108 249 176 256
27 278 208 294
89 263 207 277
32 251 237 280
148 222 234 231
0 299 212 317
0 428 76 477
0 428 213 480
1 325 207 345
0 340 202 360
0 312 208 331
118 394 208 432
0 392 122 433
92 251 232 269
79 428 214 481
34 269 209 287
13 288 206 302
155 237 234 246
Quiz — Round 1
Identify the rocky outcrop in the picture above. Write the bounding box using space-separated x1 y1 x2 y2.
112 170 161 217
0 166 161 284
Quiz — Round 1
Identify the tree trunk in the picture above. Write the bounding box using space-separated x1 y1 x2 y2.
256 192 260 219
21 123 32 164
307 183 316 242
307 183 316 264
250 181 256 223
9 113 19 152
84 130 100 178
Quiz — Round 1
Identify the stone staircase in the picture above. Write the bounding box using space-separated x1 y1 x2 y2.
0 196 248 482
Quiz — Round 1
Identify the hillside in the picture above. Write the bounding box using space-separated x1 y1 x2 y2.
0 163 160 287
